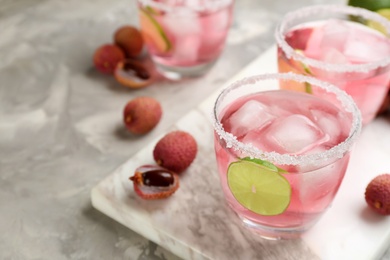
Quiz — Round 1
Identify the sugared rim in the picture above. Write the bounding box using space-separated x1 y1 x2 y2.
213 72 362 166
275 4 390 73
137 0 233 13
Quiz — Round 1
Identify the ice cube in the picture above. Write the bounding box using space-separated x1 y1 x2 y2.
198 8 230 60
321 47 349 64
164 9 201 35
343 26 390 63
298 163 335 208
299 156 349 209
171 35 201 64
309 48 349 80
264 114 327 154
163 9 202 63
226 100 275 137
320 20 349 52
202 7 230 33
304 26 324 60
310 109 341 146
305 20 349 59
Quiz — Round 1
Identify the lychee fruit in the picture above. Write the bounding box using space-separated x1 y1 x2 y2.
130 165 180 200
153 131 198 173
123 97 162 135
93 44 125 74
114 26 144 58
115 59 153 88
365 173 390 215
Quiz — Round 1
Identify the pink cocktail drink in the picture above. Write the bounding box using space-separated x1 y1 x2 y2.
137 0 234 79
276 5 390 125
213 73 362 239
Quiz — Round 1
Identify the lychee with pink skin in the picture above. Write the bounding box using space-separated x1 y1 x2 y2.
114 26 144 58
123 97 162 134
365 173 390 215
153 131 198 173
93 44 125 74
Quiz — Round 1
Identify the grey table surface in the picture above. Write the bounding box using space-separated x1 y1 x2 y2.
0 0 389 259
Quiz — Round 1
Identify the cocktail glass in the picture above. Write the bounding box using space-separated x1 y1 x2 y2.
137 0 234 80
275 5 390 125
213 73 362 239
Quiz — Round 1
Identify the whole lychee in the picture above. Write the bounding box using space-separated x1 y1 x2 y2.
123 97 162 134
114 26 144 58
365 174 390 215
93 44 125 74
153 131 197 173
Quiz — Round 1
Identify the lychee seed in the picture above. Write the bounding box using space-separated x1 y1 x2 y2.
115 59 153 89
129 165 179 200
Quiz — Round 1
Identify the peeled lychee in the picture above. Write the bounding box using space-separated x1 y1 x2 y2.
130 165 180 200
153 131 197 173
93 44 125 74
123 97 162 135
365 174 390 215
115 59 153 88
114 26 144 58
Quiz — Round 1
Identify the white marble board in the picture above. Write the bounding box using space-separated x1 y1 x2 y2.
91 46 390 260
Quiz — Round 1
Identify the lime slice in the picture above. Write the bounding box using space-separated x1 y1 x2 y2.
377 8 390 19
348 0 390 12
241 157 287 173
144 5 162 15
367 8 390 34
227 160 291 216
139 8 172 53
295 50 313 94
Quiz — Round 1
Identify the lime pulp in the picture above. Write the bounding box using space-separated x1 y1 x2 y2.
227 160 291 216
366 9 390 34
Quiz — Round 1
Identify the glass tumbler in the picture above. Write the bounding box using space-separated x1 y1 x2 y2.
213 73 362 239
275 5 390 125
137 0 234 80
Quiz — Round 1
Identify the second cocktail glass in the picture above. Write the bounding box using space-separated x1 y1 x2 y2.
137 0 234 80
213 73 362 239
276 5 390 125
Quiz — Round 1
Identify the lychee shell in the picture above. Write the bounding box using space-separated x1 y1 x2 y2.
123 97 162 135
114 26 144 58
365 174 390 215
153 131 197 173
93 44 125 74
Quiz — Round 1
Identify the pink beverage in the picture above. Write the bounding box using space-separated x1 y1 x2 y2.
276 5 390 125
213 74 361 239
137 0 234 79
215 91 350 229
